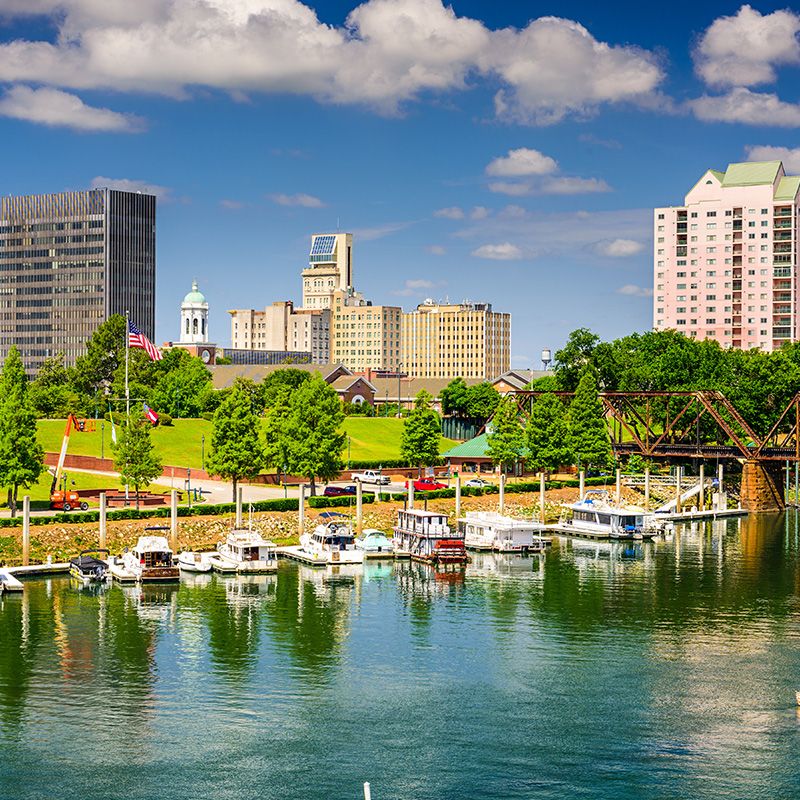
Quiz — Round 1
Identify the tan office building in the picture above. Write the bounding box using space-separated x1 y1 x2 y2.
302 232 353 310
331 288 402 371
401 300 510 380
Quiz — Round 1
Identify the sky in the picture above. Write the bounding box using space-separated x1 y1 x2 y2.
2 1 800 369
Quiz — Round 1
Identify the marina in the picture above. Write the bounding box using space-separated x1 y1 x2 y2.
551 489 656 540
393 508 469 565
457 510 548 552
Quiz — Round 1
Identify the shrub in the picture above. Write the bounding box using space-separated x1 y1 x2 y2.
308 494 375 508
158 412 173 426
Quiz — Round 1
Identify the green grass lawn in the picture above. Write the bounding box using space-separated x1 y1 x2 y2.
342 417 457 461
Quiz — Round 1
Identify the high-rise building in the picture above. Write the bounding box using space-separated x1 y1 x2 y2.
401 300 510 380
654 160 800 351
331 288 402 371
0 188 156 373
302 233 353 309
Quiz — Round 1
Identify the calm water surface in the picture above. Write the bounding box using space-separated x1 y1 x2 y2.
3 513 800 799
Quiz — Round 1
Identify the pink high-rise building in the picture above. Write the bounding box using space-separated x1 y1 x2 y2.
654 161 800 351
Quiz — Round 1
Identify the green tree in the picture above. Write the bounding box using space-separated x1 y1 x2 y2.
110 406 163 510
69 314 128 399
485 396 525 473
262 382 295 477
465 382 501 422
0 346 45 516
568 367 610 469
283 374 346 496
259 368 312 412
440 377 469 417
526 393 572 473
149 349 213 418
400 390 441 478
205 379 266 502
554 328 600 390
28 351 86 419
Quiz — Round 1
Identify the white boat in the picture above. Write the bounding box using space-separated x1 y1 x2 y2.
207 552 237 573
355 528 395 557
69 549 111 582
393 508 469 565
457 511 548 553
558 490 654 540
177 551 213 573
121 533 180 582
216 529 278 573
300 514 365 565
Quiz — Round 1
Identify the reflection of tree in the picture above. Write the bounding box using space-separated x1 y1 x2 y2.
394 561 464 643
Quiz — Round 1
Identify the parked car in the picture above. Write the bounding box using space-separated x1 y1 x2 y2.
406 478 447 492
463 478 492 488
323 485 358 497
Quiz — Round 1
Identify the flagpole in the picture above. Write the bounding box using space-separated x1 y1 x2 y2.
125 310 130 504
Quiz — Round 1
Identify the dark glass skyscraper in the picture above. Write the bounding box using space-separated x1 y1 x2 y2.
0 188 155 374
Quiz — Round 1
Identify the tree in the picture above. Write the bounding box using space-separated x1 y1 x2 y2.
262 382 296 477
485 396 525 473
28 351 86 419
400 390 441 478
526 393 572 473
69 314 127 398
440 377 469 417
554 328 600 390
149 348 213 418
465 382 500 422
110 406 163 510
282 374 346 496
568 367 610 469
0 346 45 516
206 380 266 502
259 368 312 412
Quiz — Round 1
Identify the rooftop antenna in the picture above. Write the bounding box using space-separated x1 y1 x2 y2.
337 217 340 232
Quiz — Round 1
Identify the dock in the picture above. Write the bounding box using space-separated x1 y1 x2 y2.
109 563 137 582
4 562 70 577
0 569 25 591
659 508 748 523
547 525 656 541
276 545 327 566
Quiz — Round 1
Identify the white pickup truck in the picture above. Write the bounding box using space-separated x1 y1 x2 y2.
351 470 391 485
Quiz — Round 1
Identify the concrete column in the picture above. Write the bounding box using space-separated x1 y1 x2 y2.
539 472 546 524
615 469 622 505
718 464 724 495
455 473 461 518
644 468 650 511
499 473 505 514
676 467 682 514
356 481 363 536
236 486 243 528
579 470 585 502
298 484 306 536
99 492 107 551
786 460 791 505
409 482 414 510
170 490 178 554
740 459 785 511
22 495 30 567
699 464 705 512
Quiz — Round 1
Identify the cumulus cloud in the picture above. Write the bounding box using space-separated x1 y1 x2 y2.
578 132 621 149
485 147 557 177
470 206 491 219
89 175 173 201
688 88 800 127
616 284 653 297
267 192 326 207
694 5 800 89
0 0 665 124
745 145 800 173
471 242 526 260
424 245 447 255
390 277 446 295
539 176 611 194
220 199 245 210
591 238 645 257
0 85 144 132
434 206 465 219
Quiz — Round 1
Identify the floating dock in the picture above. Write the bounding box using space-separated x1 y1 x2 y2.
658 508 748 523
276 545 327 566
4 562 70 577
0 569 25 592
109 562 137 582
546 525 655 541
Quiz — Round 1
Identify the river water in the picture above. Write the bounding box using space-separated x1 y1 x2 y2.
2 513 800 800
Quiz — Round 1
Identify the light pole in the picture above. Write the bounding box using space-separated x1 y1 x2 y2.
187 468 192 508
201 434 205 470
397 363 402 418
176 387 180 419
385 389 388 417
101 421 104 460
347 436 351 470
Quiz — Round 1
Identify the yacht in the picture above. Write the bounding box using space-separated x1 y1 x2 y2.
300 514 365 564
121 534 180 582
177 551 213 573
558 490 654 540
69 549 111 583
457 511 548 553
355 528 395 558
393 508 469 565
216 529 278 573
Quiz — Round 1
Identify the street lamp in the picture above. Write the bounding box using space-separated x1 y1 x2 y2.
385 389 388 417
397 363 402 418
347 436 351 469
201 434 205 470
187 468 192 509
176 387 180 419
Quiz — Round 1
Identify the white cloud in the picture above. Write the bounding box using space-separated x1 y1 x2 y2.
694 5 800 89
350 220 417 241
267 192 326 207
539 176 611 194
470 206 491 219
485 147 557 177
220 199 245 210
434 206 464 219
471 242 525 260
0 85 144 132
424 245 447 255
745 145 800 173
616 284 653 297
488 181 533 196
578 132 621 149
89 175 173 201
689 88 800 127
390 277 446 295
591 238 645 257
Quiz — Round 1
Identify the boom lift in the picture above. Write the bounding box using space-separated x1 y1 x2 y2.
50 414 95 511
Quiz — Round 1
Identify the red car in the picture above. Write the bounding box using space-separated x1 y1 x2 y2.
405 478 447 492
323 485 358 497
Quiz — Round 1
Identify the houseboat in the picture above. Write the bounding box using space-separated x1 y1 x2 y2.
121 534 180 582
393 508 469 565
457 511 548 553
300 515 365 565
69 549 111 583
557 490 654 540
216 529 278 573
355 528 395 558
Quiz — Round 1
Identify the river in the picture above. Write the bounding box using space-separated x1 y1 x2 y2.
2 513 800 799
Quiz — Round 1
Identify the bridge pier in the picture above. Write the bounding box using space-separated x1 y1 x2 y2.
740 460 785 512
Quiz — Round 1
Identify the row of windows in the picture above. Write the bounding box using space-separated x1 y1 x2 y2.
0 246 104 259
0 220 103 234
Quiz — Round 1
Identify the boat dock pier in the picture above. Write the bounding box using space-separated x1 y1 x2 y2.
546 525 654 541
660 507 748 523
276 546 327 566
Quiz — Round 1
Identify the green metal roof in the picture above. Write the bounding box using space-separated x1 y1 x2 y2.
441 432 489 458
775 176 800 202
721 161 782 187
708 169 725 182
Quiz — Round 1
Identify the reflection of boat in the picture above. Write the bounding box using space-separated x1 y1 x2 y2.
217 529 278 573
468 550 546 579
177 551 213 572
557 490 654 540
300 514 365 565
458 511 547 552
121 582 179 621
69 549 111 583
393 509 468 565
355 528 395 557
121 534 180 582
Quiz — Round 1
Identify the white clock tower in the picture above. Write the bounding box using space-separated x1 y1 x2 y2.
163 278 217 364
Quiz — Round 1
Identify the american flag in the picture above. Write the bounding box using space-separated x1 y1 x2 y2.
128 319 163 361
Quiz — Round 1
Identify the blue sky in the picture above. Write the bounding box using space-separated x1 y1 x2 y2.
2 1 800 368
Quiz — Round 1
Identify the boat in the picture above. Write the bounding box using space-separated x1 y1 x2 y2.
557 490 655 540
207 552 237 573
121 533 180 582
216 529 278 573
392 508 469 565
177 550 213 573
300 513 365 564
355 528 395 558
457 511 548 553
69 549 111 582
